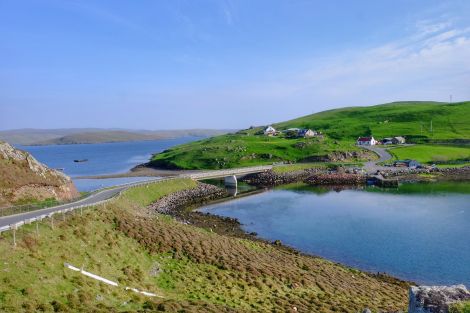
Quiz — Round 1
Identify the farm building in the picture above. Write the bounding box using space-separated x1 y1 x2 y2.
283 128 318 138
394 159 421 168
264 126 277 136
382 136 406 145
392 136 406 144
356 136 377 146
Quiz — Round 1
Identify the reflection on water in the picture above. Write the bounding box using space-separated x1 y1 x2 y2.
201 181 470 286
201 178 258 197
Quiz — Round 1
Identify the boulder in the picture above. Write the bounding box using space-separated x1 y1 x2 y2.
408 285 470 313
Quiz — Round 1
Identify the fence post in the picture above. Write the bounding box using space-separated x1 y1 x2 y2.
62 211 65 222
51 215 54 229
12 225 16 248
36 221 39 237
80 206 83 216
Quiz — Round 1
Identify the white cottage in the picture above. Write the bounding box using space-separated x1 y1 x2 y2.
264 126 277 136
356 136 377 146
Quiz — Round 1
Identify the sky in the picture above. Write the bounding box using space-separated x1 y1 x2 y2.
1 0 470 130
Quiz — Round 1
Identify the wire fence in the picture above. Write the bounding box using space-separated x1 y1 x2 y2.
0 165 272 237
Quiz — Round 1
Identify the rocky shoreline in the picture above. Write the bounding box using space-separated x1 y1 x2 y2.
149 182 227 215
242 168 368 187
242 166 470 188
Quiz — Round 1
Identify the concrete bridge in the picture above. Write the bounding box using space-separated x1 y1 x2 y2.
185 165 272 181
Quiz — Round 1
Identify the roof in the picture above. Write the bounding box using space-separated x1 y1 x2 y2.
357 137 373 141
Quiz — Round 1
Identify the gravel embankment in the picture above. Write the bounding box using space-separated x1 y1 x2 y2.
149 183 227 215
242 168 325 187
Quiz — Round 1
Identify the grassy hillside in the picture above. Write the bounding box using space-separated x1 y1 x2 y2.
277 101 470 142
0 179 408 312
35 131 163 145
150 101 470 170
150 134 361 169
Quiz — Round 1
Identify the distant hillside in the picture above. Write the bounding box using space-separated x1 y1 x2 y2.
0 129 234 146
149 101 470 169
34 131 163 145
0 141 79 207
275 101 470 143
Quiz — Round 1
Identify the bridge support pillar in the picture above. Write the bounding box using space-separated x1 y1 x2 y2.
224 175 238 187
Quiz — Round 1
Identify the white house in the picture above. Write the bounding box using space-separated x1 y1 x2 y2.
356 136 377 146
299 129 317 138
264 126 277 136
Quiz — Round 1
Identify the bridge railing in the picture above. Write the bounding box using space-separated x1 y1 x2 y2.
185 165 272 180
0 177 173 234
0 165 273 234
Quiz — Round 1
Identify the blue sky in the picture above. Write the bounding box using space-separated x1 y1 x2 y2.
1 0 470 130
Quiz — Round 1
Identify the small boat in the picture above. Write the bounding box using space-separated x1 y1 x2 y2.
55 168 65 171
73 159 88 163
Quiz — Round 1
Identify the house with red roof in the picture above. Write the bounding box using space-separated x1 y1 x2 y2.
356 136 377 146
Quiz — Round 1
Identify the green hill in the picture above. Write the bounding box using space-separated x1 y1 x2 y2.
277 101 470 142
149 101 470 170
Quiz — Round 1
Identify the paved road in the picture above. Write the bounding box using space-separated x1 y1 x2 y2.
361 145 394 174
0 165 272 229
0 183 138 228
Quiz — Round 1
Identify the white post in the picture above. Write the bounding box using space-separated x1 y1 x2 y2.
36 221 39 237
51 215 54 229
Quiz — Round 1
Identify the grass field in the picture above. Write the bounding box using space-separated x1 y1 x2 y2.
389 145 470 165
0 178 409 312
151 101 470 170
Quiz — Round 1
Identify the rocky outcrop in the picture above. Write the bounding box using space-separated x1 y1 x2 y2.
0 141 79 207
149 183 227 215
301 150 373 162
409 285 470 313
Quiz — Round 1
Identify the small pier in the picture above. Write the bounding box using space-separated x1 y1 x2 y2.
368 174 399 188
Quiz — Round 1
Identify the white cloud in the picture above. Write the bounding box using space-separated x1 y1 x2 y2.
254 20 470 107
